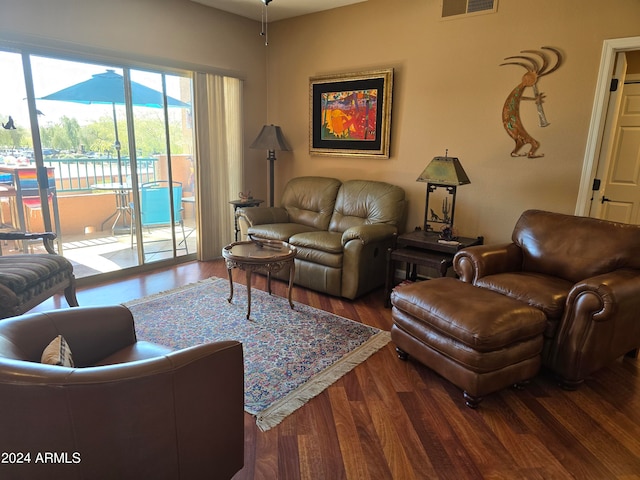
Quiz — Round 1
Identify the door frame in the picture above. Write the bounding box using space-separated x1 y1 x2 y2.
576 36 640 216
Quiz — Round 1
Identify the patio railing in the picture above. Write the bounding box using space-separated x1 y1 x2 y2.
42 157 158 192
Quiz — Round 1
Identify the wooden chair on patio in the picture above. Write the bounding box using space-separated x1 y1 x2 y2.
0 231 78 319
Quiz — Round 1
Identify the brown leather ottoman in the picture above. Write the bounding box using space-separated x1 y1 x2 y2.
390 277 547 407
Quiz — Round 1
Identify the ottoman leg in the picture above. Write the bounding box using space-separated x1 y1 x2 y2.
512 379 530 390
463 392 483 409
558 377 584 391
396 346 409 360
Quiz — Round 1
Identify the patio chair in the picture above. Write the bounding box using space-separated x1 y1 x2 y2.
130 180 188 253
0 231 78 319
0 184 17 231
0 166 62 253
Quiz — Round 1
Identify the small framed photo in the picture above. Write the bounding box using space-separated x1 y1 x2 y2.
309 68 393 158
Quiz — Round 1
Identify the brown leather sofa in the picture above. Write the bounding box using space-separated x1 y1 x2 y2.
0 305 244 480
453 209 640 388
237 176 406 299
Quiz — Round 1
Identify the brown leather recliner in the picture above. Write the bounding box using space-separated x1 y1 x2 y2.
0 305 244 480
453 209 640 388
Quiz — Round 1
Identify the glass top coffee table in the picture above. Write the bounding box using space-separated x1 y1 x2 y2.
222 239 296 319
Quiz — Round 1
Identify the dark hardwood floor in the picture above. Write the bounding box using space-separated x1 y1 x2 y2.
33 260 640 479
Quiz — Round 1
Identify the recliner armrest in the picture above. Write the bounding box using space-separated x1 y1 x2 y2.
453 242 522 283
236 206 289 227
341 223 397 246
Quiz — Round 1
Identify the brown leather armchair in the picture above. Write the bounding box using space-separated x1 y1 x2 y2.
453 209 640 389
0 305 244 480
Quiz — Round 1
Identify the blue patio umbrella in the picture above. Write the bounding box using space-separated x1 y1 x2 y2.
39 69 190 183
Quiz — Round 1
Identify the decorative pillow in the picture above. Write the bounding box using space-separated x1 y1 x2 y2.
41 335 75 367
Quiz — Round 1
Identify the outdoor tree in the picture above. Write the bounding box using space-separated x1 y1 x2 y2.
80 116 121 157
40 116 81 152
2 112 187 159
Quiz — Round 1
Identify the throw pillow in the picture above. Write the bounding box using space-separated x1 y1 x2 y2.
41 335 75 367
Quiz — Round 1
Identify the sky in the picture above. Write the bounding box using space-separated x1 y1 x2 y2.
0 51 188 130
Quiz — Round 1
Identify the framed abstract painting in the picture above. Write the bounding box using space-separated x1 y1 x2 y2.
309 68 393 158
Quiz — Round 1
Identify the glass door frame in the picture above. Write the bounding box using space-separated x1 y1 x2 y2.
22 53 57 240
1 45 197 275
126 68 183 264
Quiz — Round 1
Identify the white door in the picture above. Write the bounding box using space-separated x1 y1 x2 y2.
576 37 640 221
596 81 640 224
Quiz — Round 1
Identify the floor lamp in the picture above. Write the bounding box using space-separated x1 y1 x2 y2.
250 124 291 207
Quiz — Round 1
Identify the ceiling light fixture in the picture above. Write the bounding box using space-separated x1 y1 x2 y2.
260 0 272 46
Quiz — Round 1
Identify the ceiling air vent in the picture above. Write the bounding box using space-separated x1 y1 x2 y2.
442 0 497 18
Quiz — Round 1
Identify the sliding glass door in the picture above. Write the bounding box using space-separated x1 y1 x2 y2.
0 49 196 277
127 69 196 263
0 50 70 255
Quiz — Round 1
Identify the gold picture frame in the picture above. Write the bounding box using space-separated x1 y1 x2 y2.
309 68 393 158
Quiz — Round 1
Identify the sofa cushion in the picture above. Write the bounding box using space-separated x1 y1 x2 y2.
512 209 640 283
329 180 405 233
289 231 343 254
289 231 343 268
475 272 572 320
0 254 74 306
293 247 343 269
248 223 319 242
281 176 342 230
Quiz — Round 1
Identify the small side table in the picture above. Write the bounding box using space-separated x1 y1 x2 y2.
222 239 296 319
385 230 483 307
229 198 264 241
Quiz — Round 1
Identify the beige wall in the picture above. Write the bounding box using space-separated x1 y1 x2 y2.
2 0 640 244
267 0 640 243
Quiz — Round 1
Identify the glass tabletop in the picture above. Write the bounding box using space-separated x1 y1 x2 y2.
222 240 296 262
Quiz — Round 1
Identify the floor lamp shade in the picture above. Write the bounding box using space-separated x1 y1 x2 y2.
250 124 291 206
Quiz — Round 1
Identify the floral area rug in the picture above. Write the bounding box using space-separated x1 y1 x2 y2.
124 277 390 431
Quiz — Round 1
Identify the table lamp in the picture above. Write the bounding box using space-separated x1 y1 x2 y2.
416 150 470 238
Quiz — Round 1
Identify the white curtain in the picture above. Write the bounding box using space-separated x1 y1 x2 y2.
193 73 243 260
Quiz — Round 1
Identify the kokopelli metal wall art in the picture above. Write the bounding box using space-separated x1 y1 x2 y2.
500 47 562 158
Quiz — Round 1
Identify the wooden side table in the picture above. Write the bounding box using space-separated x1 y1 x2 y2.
385 230 483 307
229 198 263 241
222 239 296 319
